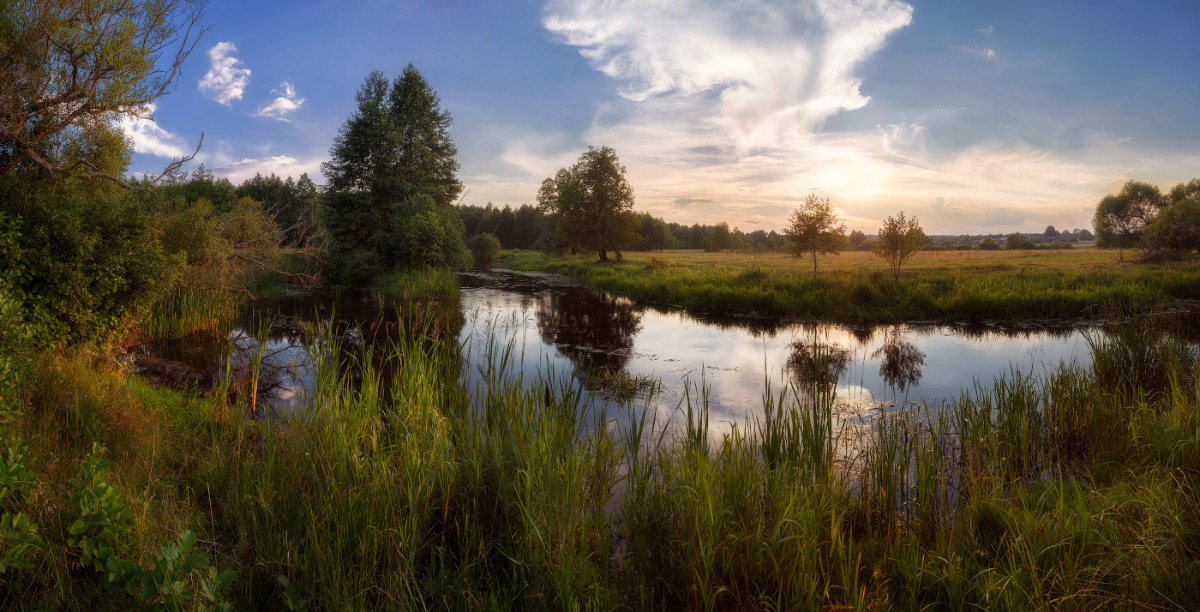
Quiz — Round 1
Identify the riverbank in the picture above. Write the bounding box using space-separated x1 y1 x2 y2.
501 249 1200 323
3 315 1200 610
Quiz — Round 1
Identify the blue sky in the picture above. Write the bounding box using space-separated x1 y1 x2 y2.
125 0 1200 233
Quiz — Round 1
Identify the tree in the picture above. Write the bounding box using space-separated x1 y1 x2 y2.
1043 226 1059 240
1093 180 1167 261
1169 178 1200 204
1005 233 1033 250
538 146 636 261
468 233 502 269
978 237 1000 250
706 222 732 252
849 229 867 249
0 0 208 186
873 212 925 283
1143 198 1200 254
322 67 466 284
784 194 847 279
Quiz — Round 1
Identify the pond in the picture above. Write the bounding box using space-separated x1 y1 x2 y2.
137 269 1200 438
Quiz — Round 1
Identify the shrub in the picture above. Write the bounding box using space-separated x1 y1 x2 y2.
67 444 132 573
468 233 502 269
382 194 468 270
0 179 174 346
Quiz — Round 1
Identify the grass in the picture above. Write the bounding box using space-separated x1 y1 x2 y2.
3 314 1200 609
500 248 1200 323
369 266 461 308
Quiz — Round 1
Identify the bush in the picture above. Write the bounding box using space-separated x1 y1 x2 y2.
382 194 468 270
978 238 1000 250
0 179 174 346
1144 199 1200 254
468 233 502 269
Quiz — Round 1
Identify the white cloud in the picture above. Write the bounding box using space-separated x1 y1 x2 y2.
115 104 188 158
980 25 994 35
544 0 914 149
255 81 305 120
198 42 251 105
951 45 996 59
212 154 323 184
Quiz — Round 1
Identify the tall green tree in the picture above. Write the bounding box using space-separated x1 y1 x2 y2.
784 194 847 279
322 66 465 283
538 146 636 261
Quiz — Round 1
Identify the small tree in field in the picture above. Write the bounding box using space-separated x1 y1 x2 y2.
874 212 925 283
785 194 847 279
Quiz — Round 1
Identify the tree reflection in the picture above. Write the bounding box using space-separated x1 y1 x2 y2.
872 331 926 392
786 339 851 390
535 288 644 373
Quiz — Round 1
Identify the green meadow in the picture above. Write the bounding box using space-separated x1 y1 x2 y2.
501 248 1200 322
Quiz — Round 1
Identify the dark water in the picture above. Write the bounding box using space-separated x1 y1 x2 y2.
138 269 1199 437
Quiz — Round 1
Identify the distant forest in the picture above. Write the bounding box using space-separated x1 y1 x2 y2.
458 202 1095 254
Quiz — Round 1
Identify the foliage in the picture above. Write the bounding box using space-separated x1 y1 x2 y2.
106 530 235 611
1144 198 1200 255
978 237 1000 250
236 172 321 246
705 221 733 252
0 440 41 576
1093 180 1167 257
0 177 174 346
323 66 464 284
468 232 502 269
1005 232 1033 249
0 0 206 184
873 211 925 282
538 146 637 261
458 202 543 250
784 193 848 278
67 443 132 573
380 194 467 270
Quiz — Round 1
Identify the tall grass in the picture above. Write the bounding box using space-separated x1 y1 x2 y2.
8 315 1200 609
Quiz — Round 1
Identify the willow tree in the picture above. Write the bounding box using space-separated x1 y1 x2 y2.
0 0 208 185
538 146 636 261
784 194 847 279
1093 180 1166 261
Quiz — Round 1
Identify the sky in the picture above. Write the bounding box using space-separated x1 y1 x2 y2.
123 0 1200 234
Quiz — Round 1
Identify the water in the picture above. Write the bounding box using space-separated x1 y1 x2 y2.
138 269 1198 436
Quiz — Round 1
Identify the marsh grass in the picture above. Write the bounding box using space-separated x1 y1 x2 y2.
502 249 1200 322
6 314 1200 609
368 267 460 308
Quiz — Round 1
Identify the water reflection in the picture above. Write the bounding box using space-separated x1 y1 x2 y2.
872 331 926 392
786 340 851 390
534 290 642 373
139 269 1200 441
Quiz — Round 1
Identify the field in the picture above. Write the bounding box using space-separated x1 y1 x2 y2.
501 247 1200 322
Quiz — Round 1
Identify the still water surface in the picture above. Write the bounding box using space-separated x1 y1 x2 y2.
139 270 1195 436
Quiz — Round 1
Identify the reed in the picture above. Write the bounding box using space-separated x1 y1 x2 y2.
6 314 1200 610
